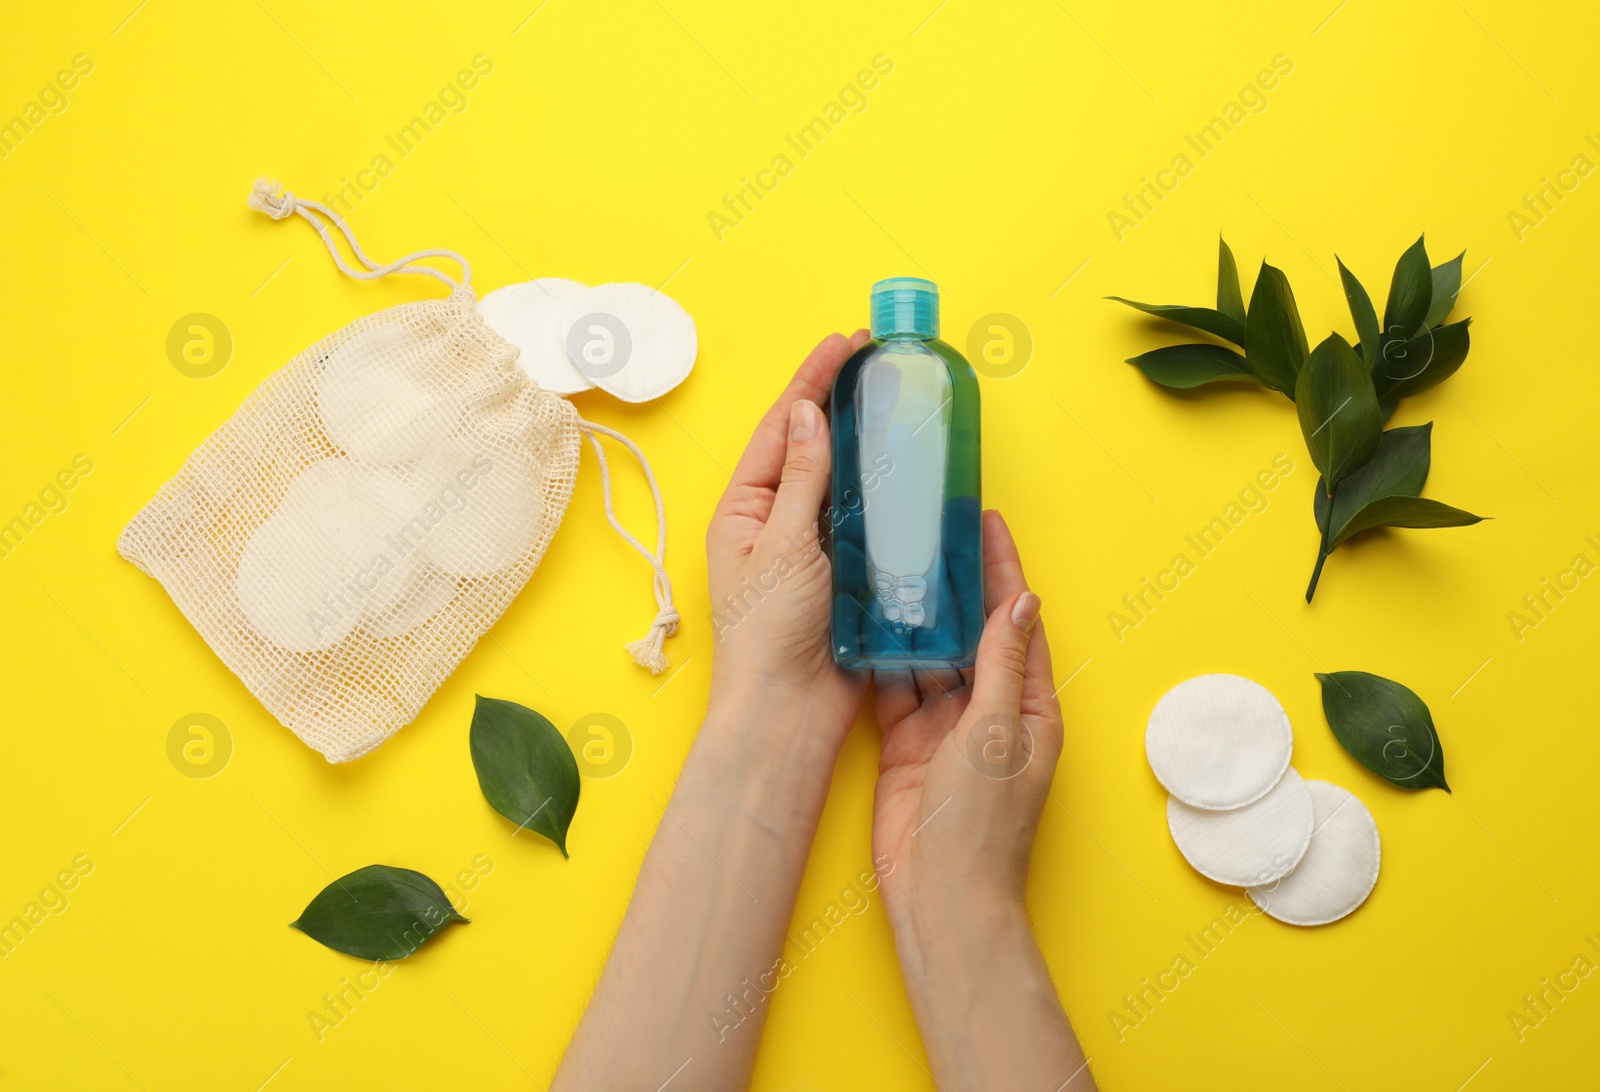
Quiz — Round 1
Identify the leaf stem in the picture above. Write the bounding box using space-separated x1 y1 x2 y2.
1306 481 1336 602
1305 550 1329 602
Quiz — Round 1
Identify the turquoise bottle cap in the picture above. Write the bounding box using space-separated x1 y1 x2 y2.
870 277 939 339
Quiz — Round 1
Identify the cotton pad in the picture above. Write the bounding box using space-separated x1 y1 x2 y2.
1248 780 1381 926
237 459 422 651
478 278 595 396
1166 767 1314 886
409 434 545 577
1145 674 1293 810
316 322 456 463
563 282 697 402
364 565 458 638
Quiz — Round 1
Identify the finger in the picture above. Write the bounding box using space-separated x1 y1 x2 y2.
912 668 966 704
978 509 1060 717
874 672 967 772
850 327 871 350
873 670 921 727
981 509 1028 615
975 509 1033 711
967 589 1041 721
1022 616 1061 724
723 333 854 504
764 399 832 543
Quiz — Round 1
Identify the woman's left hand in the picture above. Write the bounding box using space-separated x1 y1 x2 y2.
705 329 871 751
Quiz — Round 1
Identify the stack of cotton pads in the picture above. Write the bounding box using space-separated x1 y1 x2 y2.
477 278 698 402
1145 674 1381 926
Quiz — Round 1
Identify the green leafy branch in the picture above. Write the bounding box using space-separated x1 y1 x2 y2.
1110 235 1487 601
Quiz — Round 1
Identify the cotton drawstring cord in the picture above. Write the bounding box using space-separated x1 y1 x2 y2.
578 417 677 673
248 178 471 291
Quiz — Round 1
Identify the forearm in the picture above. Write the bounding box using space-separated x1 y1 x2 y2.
554 685 841 1092
894 890 1092 1092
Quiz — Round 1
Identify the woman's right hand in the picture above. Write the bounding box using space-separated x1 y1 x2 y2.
871 509 1062 918
870 509 1094 1091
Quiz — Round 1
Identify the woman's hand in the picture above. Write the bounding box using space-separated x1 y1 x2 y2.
873 509 1061 915
555 331 879 1092
706 329 871 748
871 510 1094 1091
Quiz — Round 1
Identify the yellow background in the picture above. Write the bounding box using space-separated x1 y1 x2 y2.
2 0 1597 1087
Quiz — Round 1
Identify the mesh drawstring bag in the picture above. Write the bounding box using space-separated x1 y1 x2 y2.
118 179 677 762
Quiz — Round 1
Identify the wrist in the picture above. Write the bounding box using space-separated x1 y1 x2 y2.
692 682 848 796
903 879 1028 951
706 670 856 746
891 884 1080 1089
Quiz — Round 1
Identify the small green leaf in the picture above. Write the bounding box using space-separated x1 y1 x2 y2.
1217 236 1246 325
1331 495 1486 547
1373 318 1471 402
1336 257 1380 365
1315 671 1450 791
1126 344 1256 388
1296 333 1381 485
1106 297 1244 346
291 865 467 961
470 696 580 856
1243 262 1309 396
1322 423 1433 543
1425 251 1465 328
1383 235 1432 340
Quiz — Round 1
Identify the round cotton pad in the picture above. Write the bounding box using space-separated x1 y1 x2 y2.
1166 767 1314 886
1248 780 1381 926
316 323 456 463
562 282 697 403
364 565 458 638
478 278 594 396
237 459 422 651
1145 674 1293 810
410 434 545 577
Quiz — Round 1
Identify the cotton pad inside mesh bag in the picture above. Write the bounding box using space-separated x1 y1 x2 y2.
118 180 679 762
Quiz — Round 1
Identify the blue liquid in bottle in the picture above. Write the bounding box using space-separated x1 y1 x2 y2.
830 278 983 670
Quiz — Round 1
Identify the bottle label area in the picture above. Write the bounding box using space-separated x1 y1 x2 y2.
856 346 952 633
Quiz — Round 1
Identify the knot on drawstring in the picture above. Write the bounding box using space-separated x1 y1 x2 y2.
625 607 679 675
248 177 298 220
246 174 469 289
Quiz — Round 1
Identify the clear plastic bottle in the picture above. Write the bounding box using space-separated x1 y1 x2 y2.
830 278 983 670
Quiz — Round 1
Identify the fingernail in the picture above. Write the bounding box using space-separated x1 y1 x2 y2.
790 400 820 442
1011 591 1041 632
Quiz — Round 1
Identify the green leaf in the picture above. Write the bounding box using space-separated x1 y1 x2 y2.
291 865 467 961
1315 671 1450 791
1373 318 1471 402
470 695 581 856
1106 297 1244 346
1295 333 1382 485
1322 423 1433 543
1330 495 1486 547
1126 344 1256 388
1383 235 1432 340
1426 251 1465 328
1336 257 1380 365
1217 237 1246 325
1243 263 1309 396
